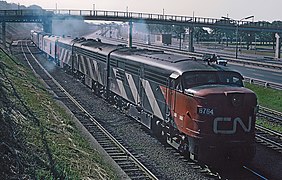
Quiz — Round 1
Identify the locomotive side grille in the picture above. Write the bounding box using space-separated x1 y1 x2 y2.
116 69 125 81
110 59 117 67
144 69 167 85
76 48 106 63
125 63 140 75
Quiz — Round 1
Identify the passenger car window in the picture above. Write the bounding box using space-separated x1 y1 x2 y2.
175 78 183 91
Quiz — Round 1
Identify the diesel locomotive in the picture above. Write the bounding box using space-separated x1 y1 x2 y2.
31 31 258 165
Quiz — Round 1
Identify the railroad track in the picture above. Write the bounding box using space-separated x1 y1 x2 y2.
255 125 282 153
256 106 282 153
20 40 158 180
258 106 282 125
18 40 276 179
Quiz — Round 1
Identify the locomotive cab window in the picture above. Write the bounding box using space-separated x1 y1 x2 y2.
175 77 183 92
183 71 243 89
218 72 243 87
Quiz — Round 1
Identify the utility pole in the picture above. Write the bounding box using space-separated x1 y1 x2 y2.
93 4 95 16
222 15 254 59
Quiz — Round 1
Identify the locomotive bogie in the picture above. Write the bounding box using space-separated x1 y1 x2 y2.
195 137 256 165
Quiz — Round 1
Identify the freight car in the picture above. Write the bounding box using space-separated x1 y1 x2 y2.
31 31 258 165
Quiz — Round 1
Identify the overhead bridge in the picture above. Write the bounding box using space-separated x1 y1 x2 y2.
1 9 282 48
1 9 281 32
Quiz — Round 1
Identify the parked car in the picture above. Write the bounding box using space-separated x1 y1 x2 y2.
216 56 227 66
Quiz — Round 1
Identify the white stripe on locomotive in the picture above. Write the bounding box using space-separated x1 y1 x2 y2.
125 72 140 104
93 60 102 84
86 57 95 79
113 68 128 99
66 50 72 66
78 55 83 73
62 49 67 64
141 79 164 120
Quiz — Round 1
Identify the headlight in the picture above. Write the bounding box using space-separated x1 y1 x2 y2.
231 94 243 107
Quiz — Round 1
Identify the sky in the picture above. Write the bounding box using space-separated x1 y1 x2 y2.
5 0 282 22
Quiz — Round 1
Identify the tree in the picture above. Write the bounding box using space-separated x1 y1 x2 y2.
194 27 210 43
211 19 236 46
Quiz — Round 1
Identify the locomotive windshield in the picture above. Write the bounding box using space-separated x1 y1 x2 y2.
182 71 243 89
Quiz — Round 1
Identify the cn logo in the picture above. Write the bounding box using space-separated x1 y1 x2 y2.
213 117 252 134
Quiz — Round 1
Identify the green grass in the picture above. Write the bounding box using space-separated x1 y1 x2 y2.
196 42 276 57
256 118 282 134
245 83 282 112
245 83 282 133
0 51 117 179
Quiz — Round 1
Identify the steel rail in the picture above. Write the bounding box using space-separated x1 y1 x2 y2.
21 40 158 180
256 125 282 139
257 106 282 125
259 106 282 117
243 166 268 180
258 112 282 125
255 124 282 151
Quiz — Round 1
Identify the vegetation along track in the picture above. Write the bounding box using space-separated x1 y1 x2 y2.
20 40 158 180
18 40 276 179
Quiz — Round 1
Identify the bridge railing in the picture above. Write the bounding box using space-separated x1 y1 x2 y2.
47 9 276 29
0 9 52 16
0 9 281 31
49 9 228 23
